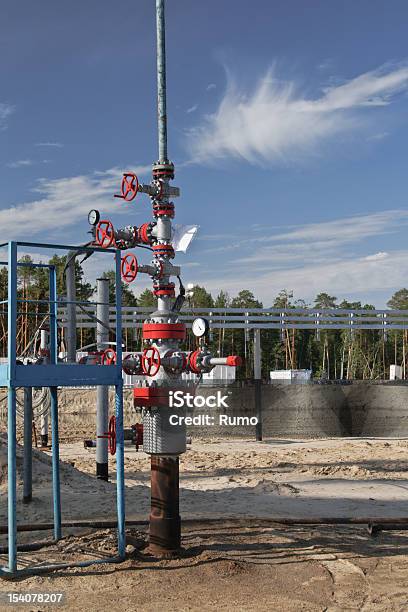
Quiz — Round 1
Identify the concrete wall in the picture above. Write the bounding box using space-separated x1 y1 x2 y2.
2 382 408 440
344 384 408 437
179 383 408 438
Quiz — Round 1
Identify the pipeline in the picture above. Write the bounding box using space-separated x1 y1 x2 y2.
0 540 56 554
1 516 408 536
0 519 147 535
1 517 405 560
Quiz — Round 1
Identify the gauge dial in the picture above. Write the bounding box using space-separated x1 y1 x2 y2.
88 209 100 226
192 317 209 338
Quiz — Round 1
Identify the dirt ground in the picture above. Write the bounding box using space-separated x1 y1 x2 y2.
1 435 408 610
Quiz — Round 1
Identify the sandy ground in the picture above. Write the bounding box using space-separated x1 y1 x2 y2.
0 435 408 610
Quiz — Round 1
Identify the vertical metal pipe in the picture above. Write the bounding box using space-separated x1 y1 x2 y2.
254 329 263 441
50 386 61 540
146 0 182 557
23 387 33 504
8 242 17 383
40 325 50 447
156 0 168 162
114 251 125 557
115 381 125 558
149 456 181 554
49 266 57 364
96 278 110 480
40 412 49 447
7 388 17 573
49 262 61 538
65 254 76 363
8 241 17 573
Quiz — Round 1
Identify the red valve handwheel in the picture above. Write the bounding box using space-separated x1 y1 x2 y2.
108 415 116 456
97 414 116 455
114 172 139 202
141 347 161 376
101 348 117 365
121 253 138 283
95 220 115 248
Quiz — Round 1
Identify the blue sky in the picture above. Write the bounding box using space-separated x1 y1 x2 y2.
1 0 408 307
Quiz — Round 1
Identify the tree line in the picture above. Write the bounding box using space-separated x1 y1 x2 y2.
2 255 408 380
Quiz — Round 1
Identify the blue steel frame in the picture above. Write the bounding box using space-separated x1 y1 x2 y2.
0 241 125 577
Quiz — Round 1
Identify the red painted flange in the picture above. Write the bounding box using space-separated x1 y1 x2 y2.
142 322 186 340
153 282 175 297
138 223 151 244
187 350 202 374
133 387 171 407
153 202 175 218
152 244 175 258
133 386 187 407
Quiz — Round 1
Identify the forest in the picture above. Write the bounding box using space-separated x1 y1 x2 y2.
2 254 408 380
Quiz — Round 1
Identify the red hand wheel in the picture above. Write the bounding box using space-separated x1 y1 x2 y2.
95 220 115 248
114 172 139 202
108 415 116 455
101 348 117 365
121 253 138 283
97 415 116 455
141 347 161 376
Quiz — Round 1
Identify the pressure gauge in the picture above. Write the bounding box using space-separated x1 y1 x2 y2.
192 317 209 338
88 209 100 226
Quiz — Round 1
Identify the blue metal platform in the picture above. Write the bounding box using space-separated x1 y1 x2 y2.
0 240 126 577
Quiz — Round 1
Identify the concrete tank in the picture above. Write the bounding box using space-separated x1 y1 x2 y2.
345 383 408 437
261 384 350 438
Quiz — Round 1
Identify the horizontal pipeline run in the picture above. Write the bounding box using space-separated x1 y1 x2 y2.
1 516 408 535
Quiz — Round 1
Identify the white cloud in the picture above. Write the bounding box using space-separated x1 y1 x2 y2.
186 104 198 114
206 83 216 91
190 210 408 306
0 102 14 129
367 131 389 141
199 248 408 306
264 210 408 247
318 59 334 72
202 210 408 259
35 141 64 148
186 64 408 164
6 159 34 168
6 159 54 169
0 164 151 239
364 251 389 261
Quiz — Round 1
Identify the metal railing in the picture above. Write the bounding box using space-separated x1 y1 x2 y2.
58 306 408 332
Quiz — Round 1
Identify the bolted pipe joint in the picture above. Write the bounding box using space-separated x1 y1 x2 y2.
115 226 138 248
122 353 143 376
161 350 187 374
